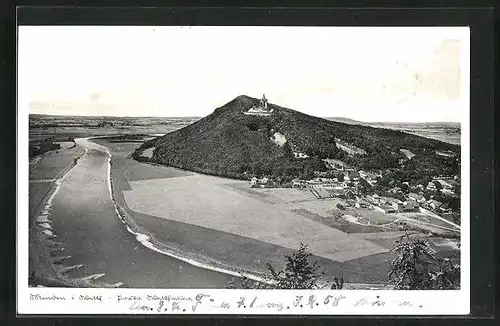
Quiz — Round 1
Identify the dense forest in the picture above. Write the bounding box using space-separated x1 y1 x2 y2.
135 95 460 182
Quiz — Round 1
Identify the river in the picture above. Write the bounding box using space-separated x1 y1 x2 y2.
47 137 235 288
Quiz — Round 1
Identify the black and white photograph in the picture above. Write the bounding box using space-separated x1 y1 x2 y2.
18 25 470 315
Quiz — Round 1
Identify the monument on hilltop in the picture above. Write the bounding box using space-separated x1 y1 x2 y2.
259 94 268 110
244 94 273 116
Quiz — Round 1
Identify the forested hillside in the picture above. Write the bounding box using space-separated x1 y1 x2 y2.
134 95 459 183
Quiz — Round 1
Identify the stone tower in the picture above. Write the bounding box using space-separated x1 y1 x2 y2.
259 94 268 110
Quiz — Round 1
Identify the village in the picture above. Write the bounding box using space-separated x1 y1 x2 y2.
250 158 461 228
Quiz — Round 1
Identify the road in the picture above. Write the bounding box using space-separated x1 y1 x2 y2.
38 138 235 288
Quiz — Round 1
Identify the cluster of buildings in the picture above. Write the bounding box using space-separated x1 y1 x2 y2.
426 177 459 195
250 176 277 188
247 146 460 219
366 194 419 214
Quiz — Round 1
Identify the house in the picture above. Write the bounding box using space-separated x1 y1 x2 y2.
345 199 356 207
402 201 419 212
408 193 419 201
345 189 356 199
292 179 304 188
349 171 360 181
388 187 401 194
384 197 403 205
408 193 426 203
427 182 437 191
383 197 404 211
440 188 455 195
428 199 443 209
439 206 451 214
390 202 403 210
436 179 453 190
380 205 397 214
365 195 375 202
355 200 370 209
328 188 346 197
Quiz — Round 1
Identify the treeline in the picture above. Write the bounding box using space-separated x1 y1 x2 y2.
29 138 61 158
371 152 459 187
273 103 459 175
134 148 325 182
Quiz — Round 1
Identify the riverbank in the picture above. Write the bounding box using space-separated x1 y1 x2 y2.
28 146 122 287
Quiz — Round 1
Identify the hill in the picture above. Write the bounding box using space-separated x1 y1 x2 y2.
135 95 460 184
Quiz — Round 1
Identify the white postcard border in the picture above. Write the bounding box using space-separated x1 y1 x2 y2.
17 26 470 315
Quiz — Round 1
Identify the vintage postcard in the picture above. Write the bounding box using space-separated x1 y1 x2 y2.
18 26 470 315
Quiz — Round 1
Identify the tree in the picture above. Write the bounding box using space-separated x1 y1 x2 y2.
282 141 294 158
388 231 460 290
432 257 461 290
228 243 344 290
264 243 322 289
302 167 315 181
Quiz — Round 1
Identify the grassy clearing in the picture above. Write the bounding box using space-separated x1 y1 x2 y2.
354 208 398 225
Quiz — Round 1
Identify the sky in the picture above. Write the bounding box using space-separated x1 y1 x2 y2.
19 26 469 122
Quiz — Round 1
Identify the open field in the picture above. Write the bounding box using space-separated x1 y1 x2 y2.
121 175 388 263
29 114 198 144
29 146 85 180
352 208 398 225
398 212 459 230
252 187 317 203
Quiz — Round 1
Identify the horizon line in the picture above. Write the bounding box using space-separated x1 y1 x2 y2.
28 112 461 125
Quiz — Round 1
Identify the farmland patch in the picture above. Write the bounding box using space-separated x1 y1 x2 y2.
122 175 388 262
